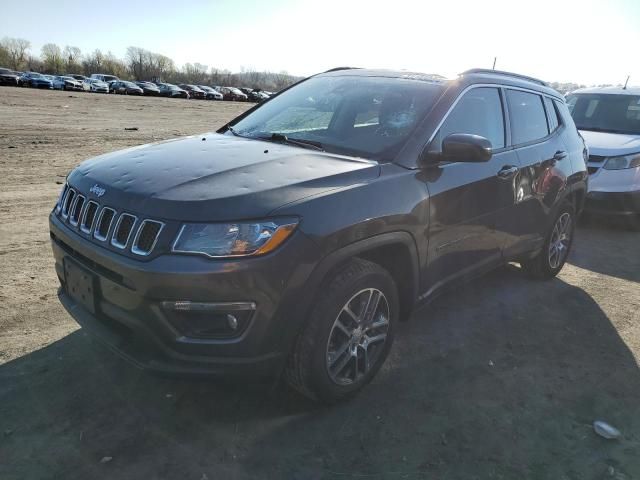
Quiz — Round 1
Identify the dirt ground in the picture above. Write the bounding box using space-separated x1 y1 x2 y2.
0 87 639 480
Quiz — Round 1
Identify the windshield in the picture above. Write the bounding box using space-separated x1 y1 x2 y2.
230 75 444 161
566 93 640 135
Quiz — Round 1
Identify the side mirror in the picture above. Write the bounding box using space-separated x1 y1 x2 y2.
421 133 493 166
442 133 492 162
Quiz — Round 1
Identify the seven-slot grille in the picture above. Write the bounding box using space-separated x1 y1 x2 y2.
56 185 164 256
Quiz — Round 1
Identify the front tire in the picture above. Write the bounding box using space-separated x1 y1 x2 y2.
520 202 575 279
285 258 398 403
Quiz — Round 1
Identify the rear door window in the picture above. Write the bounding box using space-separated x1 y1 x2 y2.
438 87 505 149
544 97 560 132
506 90 549 145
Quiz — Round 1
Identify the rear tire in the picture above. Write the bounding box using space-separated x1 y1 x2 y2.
520 202 575 279
285 258 398 403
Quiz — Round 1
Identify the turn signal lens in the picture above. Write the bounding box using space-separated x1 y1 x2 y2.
172 218 298 258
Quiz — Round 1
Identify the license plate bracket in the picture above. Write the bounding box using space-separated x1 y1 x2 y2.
64 258 97 314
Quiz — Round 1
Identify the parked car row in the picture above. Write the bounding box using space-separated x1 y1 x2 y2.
0 68 275 103
566 85 640 228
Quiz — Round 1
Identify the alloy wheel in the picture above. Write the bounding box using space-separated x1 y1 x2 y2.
326 288 390 385
548 212 572 269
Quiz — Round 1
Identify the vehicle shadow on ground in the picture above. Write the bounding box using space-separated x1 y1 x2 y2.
569 219 640 282
1 267 639 480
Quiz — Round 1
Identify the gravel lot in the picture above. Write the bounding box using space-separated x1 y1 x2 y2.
1 87 639 480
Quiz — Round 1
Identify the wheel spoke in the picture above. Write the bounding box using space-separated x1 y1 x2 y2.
367 315 389 331
333 318 352 338
363 290 382 325
331 349 354 376
361 345 371 373
366 333 387 344
328 340 351 367
343 305 359 323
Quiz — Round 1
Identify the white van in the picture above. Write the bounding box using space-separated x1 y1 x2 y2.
566 86 640 229
90 73 120 84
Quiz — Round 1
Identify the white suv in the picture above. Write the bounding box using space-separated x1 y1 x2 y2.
566 86 640 229
89 73 119 84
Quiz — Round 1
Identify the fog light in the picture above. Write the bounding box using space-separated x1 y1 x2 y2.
161 301 255 339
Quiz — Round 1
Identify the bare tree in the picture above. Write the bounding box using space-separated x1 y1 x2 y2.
2 35 304 89
126 46 146 79
82 49 105 75
103 51 128 78
1 37 31 70
0 43 9 68
41 43 63 73
151 53 174 80
63 46 82 73
26 55 43 72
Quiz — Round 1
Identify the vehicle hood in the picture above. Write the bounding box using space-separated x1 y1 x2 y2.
580 130 640 157
68 133 380 221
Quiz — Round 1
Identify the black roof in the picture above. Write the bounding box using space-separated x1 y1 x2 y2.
320 68 448 84
319 67 562 98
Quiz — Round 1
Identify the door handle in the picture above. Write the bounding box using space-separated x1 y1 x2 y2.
553 150 567 160
497 165 519 179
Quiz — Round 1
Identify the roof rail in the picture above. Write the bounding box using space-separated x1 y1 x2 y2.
324 66 360 73
460 68 547 87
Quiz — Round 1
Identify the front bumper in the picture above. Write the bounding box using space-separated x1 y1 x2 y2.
584 190 640 216
50 213 319 377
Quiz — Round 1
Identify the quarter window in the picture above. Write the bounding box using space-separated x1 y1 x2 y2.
544 97 560 132
438 87 505 149
507 90 550 145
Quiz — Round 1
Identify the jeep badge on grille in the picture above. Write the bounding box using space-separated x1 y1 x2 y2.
89 184 106 197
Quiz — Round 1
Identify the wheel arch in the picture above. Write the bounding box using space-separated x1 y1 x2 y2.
306 232 420 323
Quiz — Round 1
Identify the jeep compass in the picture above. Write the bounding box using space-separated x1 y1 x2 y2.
50 68 588 402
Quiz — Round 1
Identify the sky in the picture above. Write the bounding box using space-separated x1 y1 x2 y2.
1 0 638 86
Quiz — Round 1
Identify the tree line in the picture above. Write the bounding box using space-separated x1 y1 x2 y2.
0 37 301 91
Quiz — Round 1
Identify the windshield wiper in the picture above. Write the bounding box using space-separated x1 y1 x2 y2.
227 125 241 136
264 133 324 151
228 128 325 151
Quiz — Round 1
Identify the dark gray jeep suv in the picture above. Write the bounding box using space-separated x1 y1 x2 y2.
50 68 588 402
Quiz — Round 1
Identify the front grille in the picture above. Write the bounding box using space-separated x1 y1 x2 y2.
94 208 115 241
69 195 85 226
80 201 99 234
589 155 606 163
54 183 164 257
61 189 76 219
55 184 68 214
132 220 164 256
111 213 137 249
587 166 600 175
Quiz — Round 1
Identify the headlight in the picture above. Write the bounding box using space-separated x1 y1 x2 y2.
603 153 640 170
172 218 298 258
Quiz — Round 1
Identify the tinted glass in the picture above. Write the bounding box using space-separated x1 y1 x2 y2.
507 90 549 144
231 75 446 161
439 87 505 149
565 93 640 135
544 96 560 132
